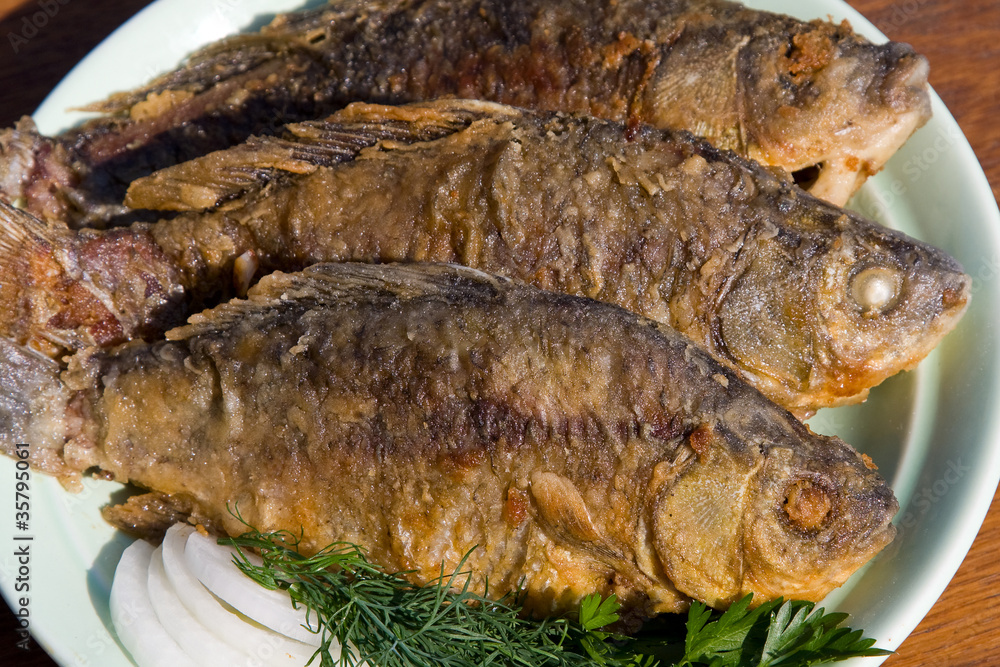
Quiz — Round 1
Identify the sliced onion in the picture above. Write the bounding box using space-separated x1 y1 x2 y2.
184 529 326 647
147 545 258 667
162 523 318 665
110 539 197 667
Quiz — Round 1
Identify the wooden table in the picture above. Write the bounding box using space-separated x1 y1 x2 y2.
0 0 997 664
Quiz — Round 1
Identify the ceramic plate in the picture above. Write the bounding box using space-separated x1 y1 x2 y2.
1 1 998 665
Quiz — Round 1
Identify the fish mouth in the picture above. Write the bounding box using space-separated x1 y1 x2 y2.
782 43 932 206
834 470 899 555
801 103 929 206
876 43 932 114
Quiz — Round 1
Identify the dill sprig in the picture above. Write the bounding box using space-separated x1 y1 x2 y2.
219 525 890 667
221 525 647 667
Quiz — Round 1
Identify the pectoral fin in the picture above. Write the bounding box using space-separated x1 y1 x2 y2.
529 471 602 543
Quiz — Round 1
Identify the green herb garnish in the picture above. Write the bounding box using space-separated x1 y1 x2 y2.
220 525 890 667
662 596 892 666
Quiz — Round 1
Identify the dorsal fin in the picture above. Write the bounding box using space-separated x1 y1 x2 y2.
126 100 515 212
167 261 509 342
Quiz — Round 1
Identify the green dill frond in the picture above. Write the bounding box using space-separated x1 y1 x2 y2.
218 521 889 667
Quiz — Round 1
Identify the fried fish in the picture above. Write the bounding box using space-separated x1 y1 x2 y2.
0 101 968 414
0 0 930 226
0 262 898 619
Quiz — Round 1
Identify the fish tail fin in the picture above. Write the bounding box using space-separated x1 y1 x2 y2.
0 201 124 356
0 336 80 486
0 117 80 224
0 200 61 354
126 99 510 211
79 34 308 115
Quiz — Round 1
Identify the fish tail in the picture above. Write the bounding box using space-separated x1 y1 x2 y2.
72 34 330 170
0 201 133 356
126 99 508 211
79 34 308 115
0 200 66 354
0 117 81 224
0 336 80 486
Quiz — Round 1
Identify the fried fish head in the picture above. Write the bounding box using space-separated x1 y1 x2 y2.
717 213 970 415
736 21 930 206
650 424 896 609
739 440 898 603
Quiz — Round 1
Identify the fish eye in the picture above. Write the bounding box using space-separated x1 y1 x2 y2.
850 266 903 315
782 479 834 532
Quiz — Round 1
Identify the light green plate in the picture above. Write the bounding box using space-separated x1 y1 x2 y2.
1 1 997 665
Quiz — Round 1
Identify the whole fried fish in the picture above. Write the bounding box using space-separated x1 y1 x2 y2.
0 262 898 619
0 101 968 414
0 0 930 226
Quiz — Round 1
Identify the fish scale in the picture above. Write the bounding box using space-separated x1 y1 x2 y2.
0 100 969 414
0 0 931 227
0 262 898 620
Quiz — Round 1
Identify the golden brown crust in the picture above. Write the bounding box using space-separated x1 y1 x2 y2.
0 0 931 226
0 102 969 414
57 263 897 617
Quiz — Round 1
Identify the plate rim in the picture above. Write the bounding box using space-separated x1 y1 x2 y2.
1 1 998 665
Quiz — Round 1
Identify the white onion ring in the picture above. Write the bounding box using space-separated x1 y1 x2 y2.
110 539 197 667
148 544 259 666
162 524 318 665
184 529 325 647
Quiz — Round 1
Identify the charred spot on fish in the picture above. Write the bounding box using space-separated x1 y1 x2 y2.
784 29 835 83
439 445 488 473
782 478 835 533
649 413 685 442
44 281 126 347
304 28 328 45
849 265 904 316
791 163 822 190
470 398 529 449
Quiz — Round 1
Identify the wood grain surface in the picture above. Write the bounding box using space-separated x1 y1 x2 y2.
0 0 998 665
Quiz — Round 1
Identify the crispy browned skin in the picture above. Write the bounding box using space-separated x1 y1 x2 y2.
0 263 898 619
0 0 930 226
0 101 968 414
